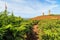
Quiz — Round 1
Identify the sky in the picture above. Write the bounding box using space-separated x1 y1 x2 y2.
0 0 60 18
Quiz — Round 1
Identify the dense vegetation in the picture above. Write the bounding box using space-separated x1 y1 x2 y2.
0 9 60 40
0 9 39 40
38 20 60 40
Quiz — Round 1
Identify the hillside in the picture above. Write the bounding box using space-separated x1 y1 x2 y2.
32 15 60 20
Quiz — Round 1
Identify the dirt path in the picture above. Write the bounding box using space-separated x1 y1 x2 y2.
32 24 39 40
26 24 39 40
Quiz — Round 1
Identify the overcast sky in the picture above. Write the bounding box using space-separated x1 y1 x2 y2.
0 0 60 18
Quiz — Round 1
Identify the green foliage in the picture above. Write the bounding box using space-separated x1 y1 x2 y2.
38 20 60 40
1 9 60 40
0 10 35 40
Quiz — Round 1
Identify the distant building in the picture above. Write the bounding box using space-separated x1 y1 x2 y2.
32 10 60 20
42 12 44 16
5 3 7 10
48 10 51 15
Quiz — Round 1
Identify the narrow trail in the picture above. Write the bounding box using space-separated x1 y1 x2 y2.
32 24 39 40
26 24 39 40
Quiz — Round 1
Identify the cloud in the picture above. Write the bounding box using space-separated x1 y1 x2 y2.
0 0 58 18
45 0 57 4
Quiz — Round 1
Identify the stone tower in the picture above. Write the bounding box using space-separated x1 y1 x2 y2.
48 10 51 15
5 3 7 10
4 3 7 16
42 12 44 16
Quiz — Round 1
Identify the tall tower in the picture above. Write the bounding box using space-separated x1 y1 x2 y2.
4 3 7 16
5 3 7 10
42 12 44 16
11 11 14 17
48 10 51 15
